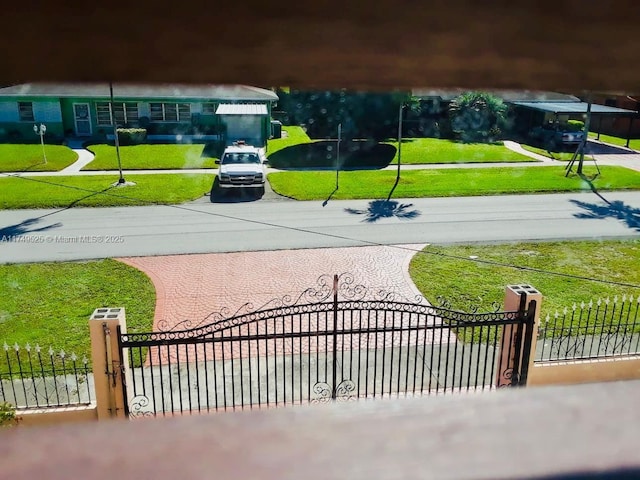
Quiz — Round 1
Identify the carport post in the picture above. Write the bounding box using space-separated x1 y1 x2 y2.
626 116 634 148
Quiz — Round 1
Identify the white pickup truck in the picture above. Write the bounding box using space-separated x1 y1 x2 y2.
215 142 267 191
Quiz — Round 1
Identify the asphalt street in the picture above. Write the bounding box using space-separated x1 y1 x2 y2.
1 191 639 263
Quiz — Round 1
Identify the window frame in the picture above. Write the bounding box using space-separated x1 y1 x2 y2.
18 101 34 122
148 102 192 122
96 102 140 126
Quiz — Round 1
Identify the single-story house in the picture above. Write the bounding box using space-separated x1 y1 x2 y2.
0 83 278 146
410 89 638 141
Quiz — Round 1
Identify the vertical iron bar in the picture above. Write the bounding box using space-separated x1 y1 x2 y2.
331 274 338 400
155 346 165 416
411 313 419 395
364 309 371 398
357 310 363 397
203 340 211 412
455 325 464 393
15 348 30 406
282 314 287 405
488 324 499 390
212 339 219 411
49 348 61 406
5 348 18 406
425 313 433 393
475 325 484 389
443 319 453 394
230 329 236 410
396 311 403 397
176 345 184 414
239 325 245 409
194 342 201 413
466 326 474 392
247 322 253 409
373 310 380 398
299 312 303 405
26 347 40 408
221 329 227 411
381 311 388 397
36 348 50 405
273 316 278 406
436 315 445 394
167 344 174 413
256 321 262 407
595 301 607 358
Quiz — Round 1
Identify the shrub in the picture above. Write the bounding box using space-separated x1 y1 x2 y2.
117 128 147 145
0 402 17 427
567 120 585 132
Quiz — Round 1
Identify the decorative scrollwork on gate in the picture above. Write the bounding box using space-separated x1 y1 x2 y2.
335 380 356 402
311 382 332 404
129 395 154 418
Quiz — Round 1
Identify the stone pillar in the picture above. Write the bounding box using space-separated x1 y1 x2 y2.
496 285 542 388
89 308 129 420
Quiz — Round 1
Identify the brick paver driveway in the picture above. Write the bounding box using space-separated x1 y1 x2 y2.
118 244 427 331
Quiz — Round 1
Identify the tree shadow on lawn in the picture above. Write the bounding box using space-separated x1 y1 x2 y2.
268 141 396 170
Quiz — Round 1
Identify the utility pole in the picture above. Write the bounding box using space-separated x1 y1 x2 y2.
336 123 341 191
566 95 592 177
110 82 126 185
387 103 403 201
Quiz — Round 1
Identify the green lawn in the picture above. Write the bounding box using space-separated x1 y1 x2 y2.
267 126 312 156
384 138 534 164
268 165 640 200
589 132 640 150
409 240 640 328
0 174 213 209
0 259 155 373
0 144 78 172
83 144 220 170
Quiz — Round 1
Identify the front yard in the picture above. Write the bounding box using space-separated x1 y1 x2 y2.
409 239 640 320
83 144 220 170
0 144 78 172
0 259 155 372
0 174 213 209
589 132 640 150
268 165 640 200
384 138 534 164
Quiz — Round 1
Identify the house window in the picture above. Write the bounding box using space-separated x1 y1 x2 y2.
149 103 191 122
202 103 217 115
96 102 139 126
18 102 34 122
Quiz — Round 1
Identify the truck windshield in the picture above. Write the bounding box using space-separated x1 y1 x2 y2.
222 153 261 164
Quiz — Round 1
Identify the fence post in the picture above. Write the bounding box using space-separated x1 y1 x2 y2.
89 308 129 420
496 285 542 388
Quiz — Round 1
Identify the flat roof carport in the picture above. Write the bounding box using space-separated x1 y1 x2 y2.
511 101 637 115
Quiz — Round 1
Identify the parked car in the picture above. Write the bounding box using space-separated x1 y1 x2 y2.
528 124 585 150
215 142 267 191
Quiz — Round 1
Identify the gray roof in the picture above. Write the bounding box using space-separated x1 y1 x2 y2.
216 103 268 115
0 83 278 101
412 88 580 103
511 101 637 115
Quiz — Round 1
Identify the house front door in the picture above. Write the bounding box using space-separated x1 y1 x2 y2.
73 103 92 136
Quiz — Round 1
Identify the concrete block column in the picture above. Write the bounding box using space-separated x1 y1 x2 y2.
496 285 542 388
89 308 129 420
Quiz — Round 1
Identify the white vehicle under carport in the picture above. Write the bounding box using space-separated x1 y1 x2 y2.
215 143 267 193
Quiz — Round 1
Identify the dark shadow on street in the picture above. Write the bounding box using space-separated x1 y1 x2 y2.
344 199 421 223
586 139 637 155
571 183 640 233
208 177 265 203
0 217 62 238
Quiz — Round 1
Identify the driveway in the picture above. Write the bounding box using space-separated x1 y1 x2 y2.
118 244 427 331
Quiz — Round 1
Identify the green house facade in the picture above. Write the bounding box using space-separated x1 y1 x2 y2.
0 83 278 146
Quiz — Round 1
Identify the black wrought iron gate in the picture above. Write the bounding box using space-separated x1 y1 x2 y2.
118 274 535 418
